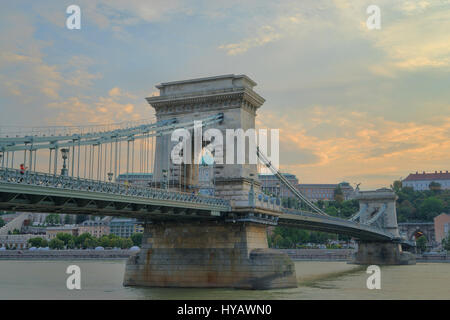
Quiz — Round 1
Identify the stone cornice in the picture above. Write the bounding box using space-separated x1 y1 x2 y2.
147 88 265 117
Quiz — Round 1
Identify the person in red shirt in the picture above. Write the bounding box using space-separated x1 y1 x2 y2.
20 163 27 175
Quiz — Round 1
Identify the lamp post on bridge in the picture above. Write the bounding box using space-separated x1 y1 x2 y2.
60 148 69 176
107 172 114 182
248 173 255 207
162 169 168 190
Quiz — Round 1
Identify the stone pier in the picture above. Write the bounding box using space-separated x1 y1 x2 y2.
350 189 416 265
351 241 416 265
123 221 297 289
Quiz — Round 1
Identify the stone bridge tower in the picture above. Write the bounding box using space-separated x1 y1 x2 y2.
146 74 264 206
124 75 297 289
351 189 415 265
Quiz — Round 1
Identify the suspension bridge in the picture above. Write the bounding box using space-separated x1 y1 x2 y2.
0 74 415 289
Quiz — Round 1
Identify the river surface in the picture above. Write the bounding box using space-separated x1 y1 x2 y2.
0 260 449 299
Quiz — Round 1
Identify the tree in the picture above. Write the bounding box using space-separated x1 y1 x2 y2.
45 214 61 226
317 200 325 209
0 217 5 228
416 235 427 253
83 237 98 249
49 238 64 250
391 180 402 193
334 186 344 203
120 238 133 249
28 237 46 247
75 215 88 224
131 233 143 246
419 197 444 220
67 239 75 249
443 235 450 251
397 200 416 222
56 232 73 246
429 181 441 192
64 214 73 225
74 233 92 248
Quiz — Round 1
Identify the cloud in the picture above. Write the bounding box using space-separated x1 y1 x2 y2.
257 106 450 188
219 25 283 56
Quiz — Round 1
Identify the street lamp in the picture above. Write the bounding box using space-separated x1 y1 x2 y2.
248 173 255 207
162 169 168 190
107 172 114 182
60 148 69 176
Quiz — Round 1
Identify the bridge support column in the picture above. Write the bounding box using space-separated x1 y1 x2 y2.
124 221 297 289
351 241 416 265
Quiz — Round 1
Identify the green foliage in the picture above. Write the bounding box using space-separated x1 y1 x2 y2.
67 239 75 249
391 180 402 193
75 215 89 224
131 233 143 246
64 214 73 224
443 235 450 251
429 181 441 191
324 199 359 218
268 226 339 249
83 237 98 249
48 238 64 250
416 235 427 253
29 232 136 250
28 237 47 247
56 232 73 246
0 217 5 228
394 183 449 222
45 214 60 226
120 238 133 249
333 186 344 203
419 197 444 220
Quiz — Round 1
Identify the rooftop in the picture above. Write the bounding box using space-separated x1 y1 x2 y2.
403 171 450 181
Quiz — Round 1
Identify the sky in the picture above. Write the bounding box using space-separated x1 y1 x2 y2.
0 0 449 190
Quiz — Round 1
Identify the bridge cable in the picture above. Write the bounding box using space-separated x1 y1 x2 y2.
255 146 328 216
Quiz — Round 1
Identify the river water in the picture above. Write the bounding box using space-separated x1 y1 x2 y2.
0 260 448 299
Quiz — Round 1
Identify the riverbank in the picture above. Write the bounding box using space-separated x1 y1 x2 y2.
0 248 448 262
0 249 132 260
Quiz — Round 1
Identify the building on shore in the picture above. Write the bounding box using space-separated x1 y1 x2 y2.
398 222 436 247
109 218 138 238
134 223 144 234
0 234 42 249
258 173 299 198
46 225 78 239
402 171 450 191
434 213 450 244
297 182 355 202
78 218 110 238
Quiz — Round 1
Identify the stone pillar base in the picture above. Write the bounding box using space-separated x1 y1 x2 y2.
350 241 416 265
123 221 297 289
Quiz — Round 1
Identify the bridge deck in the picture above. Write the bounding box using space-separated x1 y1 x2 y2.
0 169 230 220
0 169 397 241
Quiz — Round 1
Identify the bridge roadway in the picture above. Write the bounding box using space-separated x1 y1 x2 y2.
0 168 230 220
0 168 396 241
279 209 395 241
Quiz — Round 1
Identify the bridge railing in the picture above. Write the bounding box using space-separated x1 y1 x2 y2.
281 207 395 239
0 168 231 209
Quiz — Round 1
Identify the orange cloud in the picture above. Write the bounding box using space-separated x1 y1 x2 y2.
257 106 450 189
